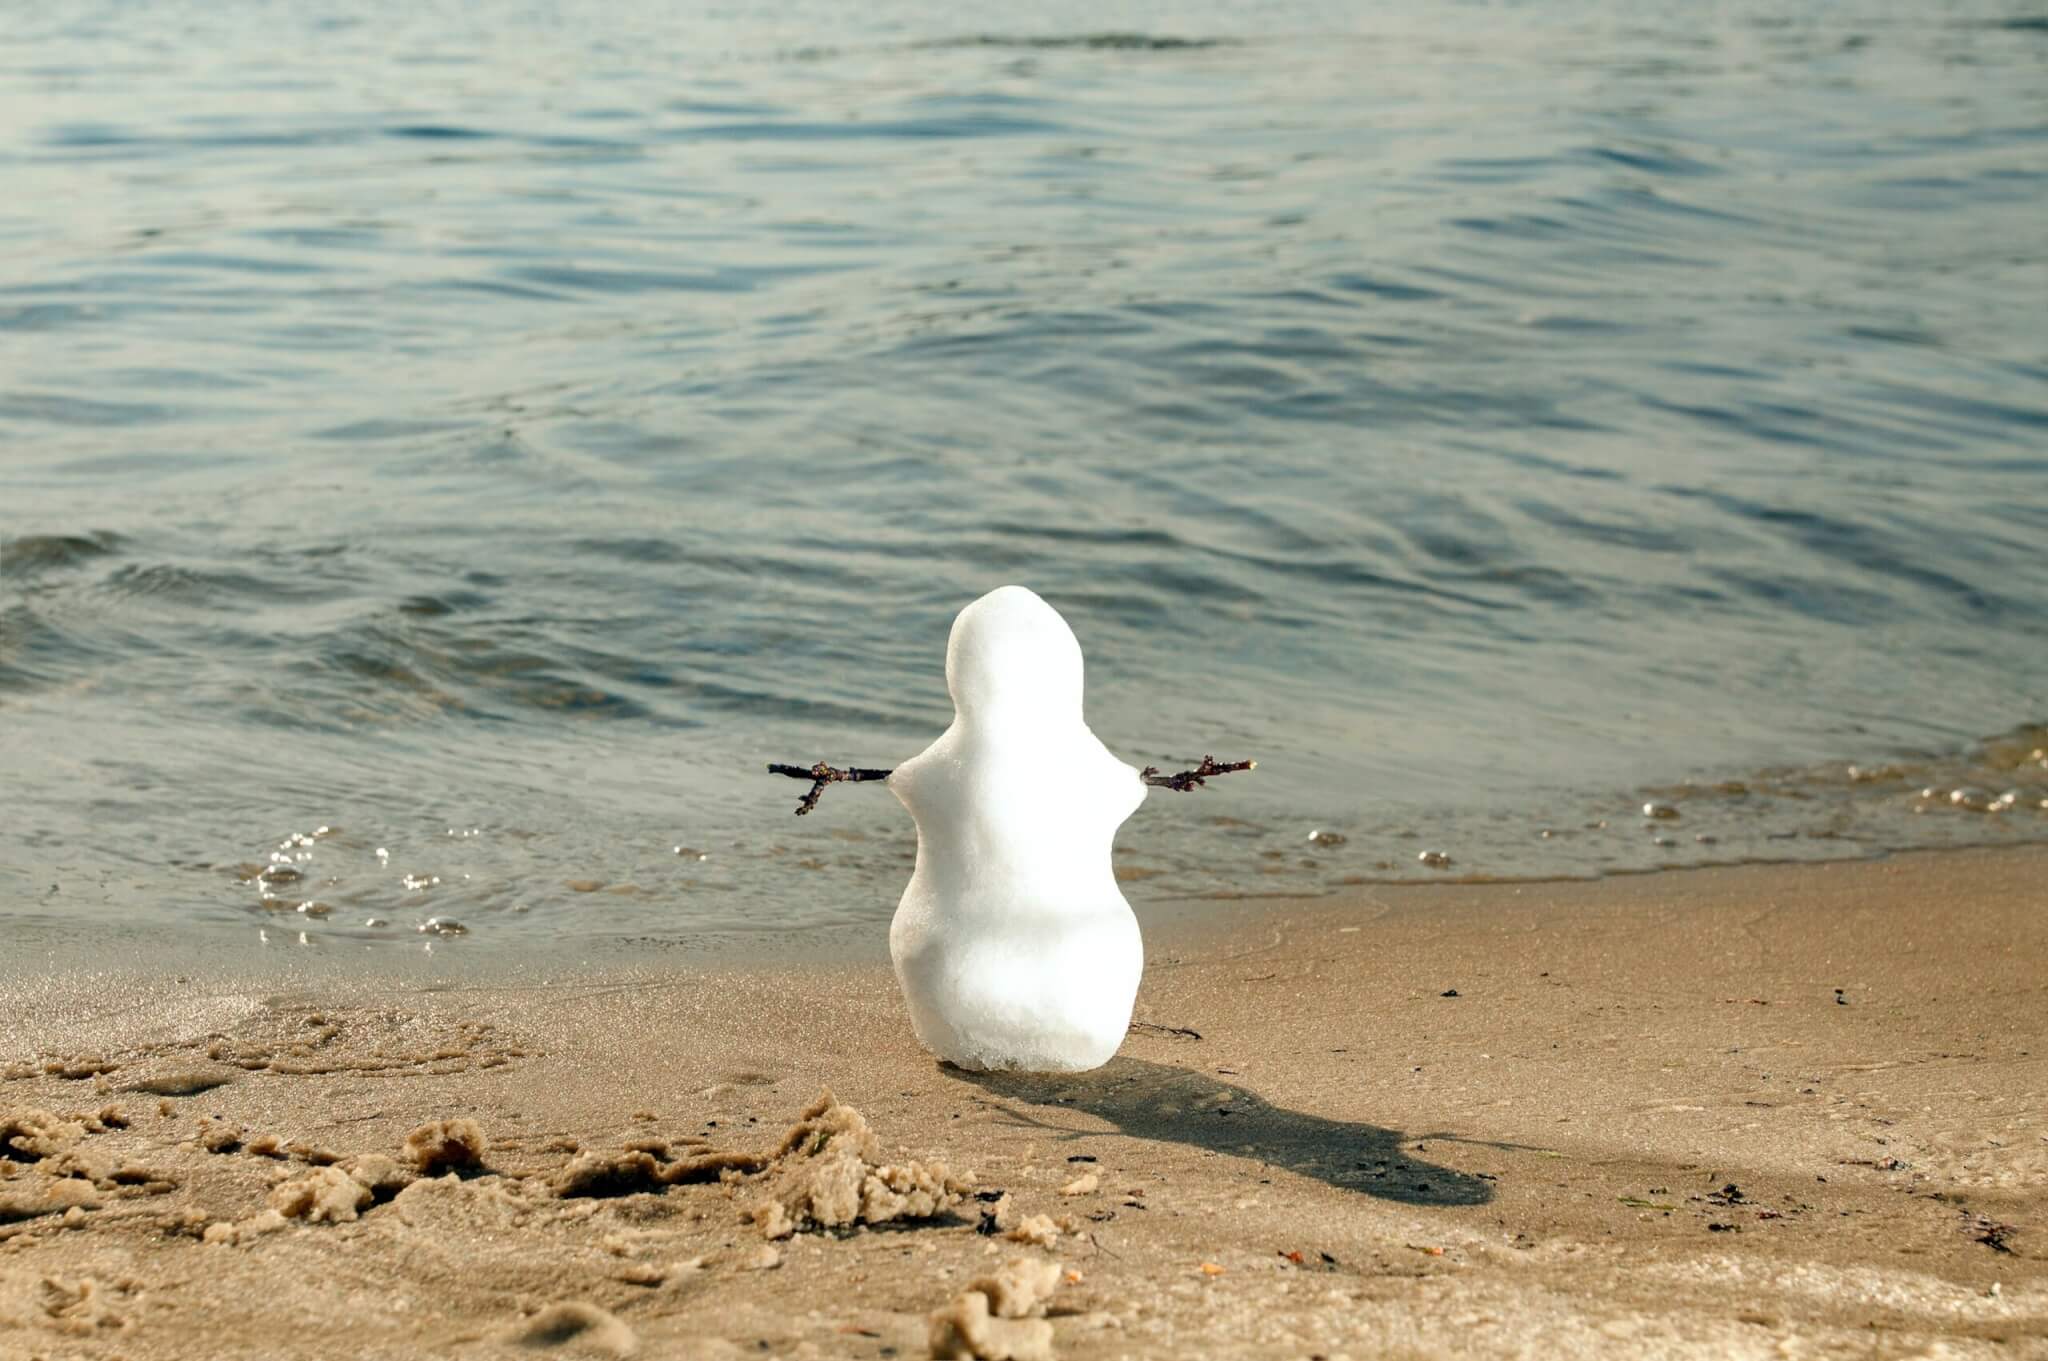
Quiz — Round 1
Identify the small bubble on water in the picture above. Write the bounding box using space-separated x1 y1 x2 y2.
1306 829 1347 847
364 917 388 928
257 864 302 885
1642 803 1679 820
418 917 467 936
1653 836 1675 848
295 901 331 918
1950 787 1996 812
1417 850 1452 869
674 847 709 860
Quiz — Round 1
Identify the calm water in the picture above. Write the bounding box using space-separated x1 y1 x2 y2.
3 1 2046 953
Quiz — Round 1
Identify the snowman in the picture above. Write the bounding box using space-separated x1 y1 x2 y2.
768 585 1252 1072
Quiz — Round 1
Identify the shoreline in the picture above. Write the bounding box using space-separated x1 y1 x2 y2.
3 846 2044 1357
10 833 2048 981
7 720 2044 952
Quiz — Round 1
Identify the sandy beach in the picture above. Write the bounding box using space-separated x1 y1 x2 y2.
2 846 2043 1359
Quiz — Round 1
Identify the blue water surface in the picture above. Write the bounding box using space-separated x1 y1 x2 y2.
2 0 2045 949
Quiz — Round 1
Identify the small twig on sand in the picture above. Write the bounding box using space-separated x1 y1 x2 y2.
766 761 893 816
1128 1021 1204 1041
1140 755 1256 793
1972 1215 2017 1255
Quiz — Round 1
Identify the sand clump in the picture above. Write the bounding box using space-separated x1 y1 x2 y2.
404 1117 487 1174
120 1068 236 1097
286 1140 343 1166
195 1117 244 1153
1005 1213 1068 1249
341 1152 415 1198
392 1172 535 1234
545 1089 965 1240
268 1166 373 1224
506 1300 638 1356
750 1089 970 1240
929 1257 1065 1361
974 1192 1072 1249
553 1148 665 1198
551 1145 766 1198
204 1137 436 1242
0 1106 179 1227
201 1210 289 1246
0 1177 103 1224
1 1108 86 1161
739 1243 783 1271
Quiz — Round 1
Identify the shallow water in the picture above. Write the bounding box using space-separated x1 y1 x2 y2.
3 1 2046 951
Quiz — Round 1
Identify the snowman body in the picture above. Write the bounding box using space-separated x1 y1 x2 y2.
887 586 1146 1072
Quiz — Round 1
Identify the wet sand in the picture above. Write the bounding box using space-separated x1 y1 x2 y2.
2 847 2044 1359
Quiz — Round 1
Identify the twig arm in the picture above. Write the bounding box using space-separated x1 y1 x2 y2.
766 761 894 816
1139 755 1257 792
768 751 1252 814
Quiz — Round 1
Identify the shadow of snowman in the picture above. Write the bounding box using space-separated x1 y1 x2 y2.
944 1056 1495 1207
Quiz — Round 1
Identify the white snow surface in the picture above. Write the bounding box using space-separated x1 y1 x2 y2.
887 585 1146 1072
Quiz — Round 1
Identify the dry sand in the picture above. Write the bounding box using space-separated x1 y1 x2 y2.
1 846 2043 1359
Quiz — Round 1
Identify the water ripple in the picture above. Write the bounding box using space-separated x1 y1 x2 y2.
1 0 2043 945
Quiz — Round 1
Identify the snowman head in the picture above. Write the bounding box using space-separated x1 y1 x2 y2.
944 585 1086 727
